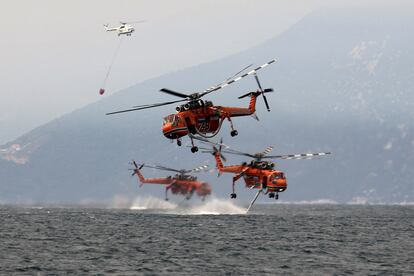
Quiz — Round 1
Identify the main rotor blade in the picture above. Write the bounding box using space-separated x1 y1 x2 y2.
106 99 187 115
131 98 187 108
265 152 332 160
225 64 253 82
191 165 209 173
200 59 277 97
202 64 253 93
160 88 191 99
141 164 184 173
260 146 274 156
153 165 182 173
220 149 255 158
127 20 146 24
188 134 229 148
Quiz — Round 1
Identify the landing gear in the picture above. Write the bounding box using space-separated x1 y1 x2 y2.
177 139 182 146
269 192 275 198
230 193 237 199
275 193 279 200
190 137 198 153
227 117 238 137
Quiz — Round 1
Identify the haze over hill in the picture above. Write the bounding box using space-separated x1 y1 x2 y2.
1 6 413 204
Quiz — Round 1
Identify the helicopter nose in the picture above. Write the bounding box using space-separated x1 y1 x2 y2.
277 179 287 187
162 123 188 139
276 179 287 192
162 123 173 137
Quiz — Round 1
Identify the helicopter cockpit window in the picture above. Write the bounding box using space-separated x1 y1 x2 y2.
163 115 176 125
172 115 180 127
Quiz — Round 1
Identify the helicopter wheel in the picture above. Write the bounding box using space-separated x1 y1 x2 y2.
230 130 238 137
191 146 198 153
177 140 182 146
269 193 275 198
275 193 279 200
230 193 237 199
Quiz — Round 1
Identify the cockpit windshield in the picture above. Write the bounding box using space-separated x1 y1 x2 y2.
272 172 284 180
163 114 179 125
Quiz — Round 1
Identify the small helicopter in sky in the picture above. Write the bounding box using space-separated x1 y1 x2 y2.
103 20 145 36
107 59 276 153
130 160 211 201
202 141 331 211
99 20 146 96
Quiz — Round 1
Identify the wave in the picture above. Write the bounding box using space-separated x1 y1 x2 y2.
347 196 414 205
110 195 414 212
128 196 247 215
129 196 177 210
265 199 339 205
179 198 247 215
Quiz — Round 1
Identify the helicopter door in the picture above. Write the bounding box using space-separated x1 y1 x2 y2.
262 176 268 189
185 117 196 134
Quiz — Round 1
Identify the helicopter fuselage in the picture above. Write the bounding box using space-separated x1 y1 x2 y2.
117 26 134 36
169 179 211 197
133 168 211 199
212 150 287 195
162 93 260 140
220 164 287 194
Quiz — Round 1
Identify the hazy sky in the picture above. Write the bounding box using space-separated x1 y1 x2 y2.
0 0 408 144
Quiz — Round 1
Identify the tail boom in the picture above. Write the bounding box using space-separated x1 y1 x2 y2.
133 169 173 186
219 92 260 118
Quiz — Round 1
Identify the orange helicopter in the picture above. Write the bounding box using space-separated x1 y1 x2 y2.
107 59 276 152
201 142 331 211
130 160 211 201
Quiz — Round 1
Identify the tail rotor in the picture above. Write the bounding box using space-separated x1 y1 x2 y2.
254 73 273 112
129 160 144 176
212 138 227 162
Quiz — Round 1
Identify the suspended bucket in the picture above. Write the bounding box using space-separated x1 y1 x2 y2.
98 37 123 97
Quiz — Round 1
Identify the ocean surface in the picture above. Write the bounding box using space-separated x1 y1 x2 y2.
1 199 413 275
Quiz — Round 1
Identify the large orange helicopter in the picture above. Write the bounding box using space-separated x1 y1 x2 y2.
202 142 331 211
107 59 276 152
130 160 211 201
